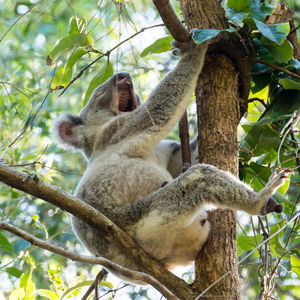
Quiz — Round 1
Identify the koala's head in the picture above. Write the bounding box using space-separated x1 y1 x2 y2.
52 72 140 157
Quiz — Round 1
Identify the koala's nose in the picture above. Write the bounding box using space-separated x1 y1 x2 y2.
115 72 132 85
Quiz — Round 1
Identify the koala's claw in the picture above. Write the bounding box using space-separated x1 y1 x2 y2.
279 168 293 179
268 168 293 187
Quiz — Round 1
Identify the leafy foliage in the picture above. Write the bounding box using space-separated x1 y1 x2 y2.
0 0 299 299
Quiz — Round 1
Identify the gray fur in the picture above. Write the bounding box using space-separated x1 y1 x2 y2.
52 40 288 279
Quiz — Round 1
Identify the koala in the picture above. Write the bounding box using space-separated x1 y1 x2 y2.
52 40 290 278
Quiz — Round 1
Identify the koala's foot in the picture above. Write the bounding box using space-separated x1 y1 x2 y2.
262 198 283 214
260 169 293 215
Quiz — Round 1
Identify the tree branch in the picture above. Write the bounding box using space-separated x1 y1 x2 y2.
153 0 190 42
81 269 108 300
152 0 192 164
0 221 178 300
0 162 194 300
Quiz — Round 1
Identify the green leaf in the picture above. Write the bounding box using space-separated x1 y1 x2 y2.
69 16 87 35
60 280 113 300
269 221 290 259
47 34 93 65
37 289 59 299
83 60 114 105
5 267 23 278
279 78 300 90
254 20 290 45
19 272 36 300
192 29 221 44
226 6 248 26
289 58 300 69
291 255 300 279
140 36 173 57
227 0 249 12
192 28 237 44
249 0 275 21
0 231 15 254
265 40 293 63
237 234 263 251
255 90 300 125
241 125 281 157
50 48 88 90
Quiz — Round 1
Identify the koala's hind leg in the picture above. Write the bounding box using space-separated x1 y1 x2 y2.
136 164 291 221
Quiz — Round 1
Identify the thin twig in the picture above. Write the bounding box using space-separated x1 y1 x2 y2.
256 59 300 80
81 269 108 300
0 0 45 43
0 89 50 157
58 23 164 97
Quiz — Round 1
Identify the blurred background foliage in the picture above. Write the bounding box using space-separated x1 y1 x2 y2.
0 0 299 299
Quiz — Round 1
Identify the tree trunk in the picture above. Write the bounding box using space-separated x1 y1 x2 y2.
179 0 245 299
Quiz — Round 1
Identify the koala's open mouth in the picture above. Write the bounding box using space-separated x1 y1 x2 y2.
116 74 138 113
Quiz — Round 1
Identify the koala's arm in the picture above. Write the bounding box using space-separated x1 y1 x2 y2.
115 42 207 148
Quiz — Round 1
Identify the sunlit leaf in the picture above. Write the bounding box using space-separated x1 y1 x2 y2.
141 36 173 57
69 16 87 35
9 287 25 300
83 60 114 105
291 255 300 279
47 34 93 65
19 272 36 300
50 48 88 90
37 289 59 299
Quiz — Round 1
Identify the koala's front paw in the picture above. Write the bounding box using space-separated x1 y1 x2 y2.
260 169 293 215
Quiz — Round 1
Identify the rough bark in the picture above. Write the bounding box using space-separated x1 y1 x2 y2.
179 0 244 299
194 54 240 299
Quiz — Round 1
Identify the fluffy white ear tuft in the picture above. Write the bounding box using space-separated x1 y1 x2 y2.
51 113 84 149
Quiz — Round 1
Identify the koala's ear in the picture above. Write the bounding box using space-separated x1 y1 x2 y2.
52 114 84 148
